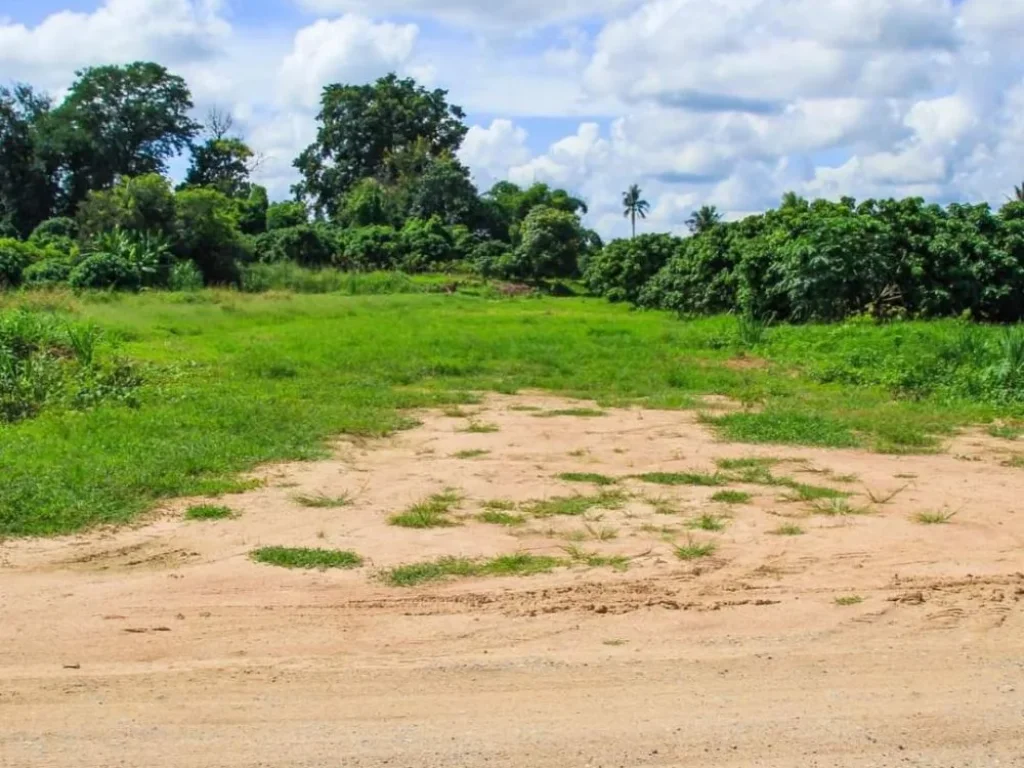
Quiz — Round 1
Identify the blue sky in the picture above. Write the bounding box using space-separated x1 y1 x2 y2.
2 0 1022 237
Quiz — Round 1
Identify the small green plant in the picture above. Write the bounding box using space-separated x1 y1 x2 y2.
785 483 849 502
526 491 625 518
478 510 526 526
383 553 561 586
988 423 1024 440
443 406 471 418
864 484 908 505
770 523 805 536
483 499 517 511
715 457 778 471
674 537 717 561
252 547 363 569
810 498 869 517
711 490 751 504
645 496 679 515
736 311 771 347
185 504 233 520
461 421 499 433
534 408 606 418
634 472 725 487
687 514 726 532
914 509 957 525
561 544 630 570
558 472 617 486
835 595 863 606
585 523 619 541
389 491 462 528
293 492 351 509
453 449 490 459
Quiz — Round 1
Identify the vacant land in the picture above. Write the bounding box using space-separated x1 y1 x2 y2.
2 292 1024 767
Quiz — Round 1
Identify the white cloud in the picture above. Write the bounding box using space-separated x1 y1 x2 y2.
458 120 532 191
278 16 419 108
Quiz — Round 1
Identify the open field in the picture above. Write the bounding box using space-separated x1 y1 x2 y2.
2 291 1024 767
2 391 1023 767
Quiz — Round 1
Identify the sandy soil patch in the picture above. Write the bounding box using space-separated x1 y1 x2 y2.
2 394 1022 767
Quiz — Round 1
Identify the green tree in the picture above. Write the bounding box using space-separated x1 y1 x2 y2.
183 109 258 198
407 154 479 225
501 205 585 282
0 85 58 237
1012 182 1024 203
266 201 308 231
172 188 244 284
686 205 722 234
480 181 588 241
339 178 396 227
622 184 650 238
238 185 269 235
46 62 200 212
294 74 468 218
76 174 176 240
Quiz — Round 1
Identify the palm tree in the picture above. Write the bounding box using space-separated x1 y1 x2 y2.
1012 181 1024 202
685 205 722 235
622 184 650 238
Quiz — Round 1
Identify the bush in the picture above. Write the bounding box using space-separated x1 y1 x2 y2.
337 225 402 270
500 206 585 283
399 216 453 272
586 233 681 303
76 174 176 240
0 238 39 288
173 188 245 284
169 260 205 291
23 258 72 287
251 224 337 267
28 217 78 251
68 253 141 290
638 230 738 313
266 201 308 231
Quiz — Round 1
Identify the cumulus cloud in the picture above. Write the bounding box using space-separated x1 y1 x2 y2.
458 120 532 191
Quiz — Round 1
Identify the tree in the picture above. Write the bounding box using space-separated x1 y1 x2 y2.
407 154 479 225
339 178 395 227
622 184 650 238
480 181 588 241
293 74 468 218
266 201 308 231
1012 181 1024 203
172 188 244 284
686 205 722 235
76 174 176 240
501 205 585 282
46 62 200 212
183 109 261 198
0 85 58 237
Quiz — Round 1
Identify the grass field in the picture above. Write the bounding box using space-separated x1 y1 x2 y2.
1 287 1020 537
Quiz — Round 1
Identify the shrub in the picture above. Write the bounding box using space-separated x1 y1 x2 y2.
23 258 72 287
266 201 308 231
173 188 245 284
251 224 337 267
638 230 738 313
76 174 176 240
169 260 205 291
0 238 39 288
68 252 141 290
399 216 454 272
337 225 402 270
587 233 681 303
500 205 585 282
28 217 78 252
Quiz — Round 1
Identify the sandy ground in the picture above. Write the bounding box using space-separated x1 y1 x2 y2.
2 394 1023 768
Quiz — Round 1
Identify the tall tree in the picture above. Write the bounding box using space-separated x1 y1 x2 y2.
293 74 468 219
183 109 259 198
622 184 650 238
0 85 58 237
1012 181 1024 203
46 62 200 212
686 205 722 235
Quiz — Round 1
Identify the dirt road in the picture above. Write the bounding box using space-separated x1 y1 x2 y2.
2 396 1022 767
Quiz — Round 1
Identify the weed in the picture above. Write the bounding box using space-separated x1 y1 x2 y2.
687 514 726 532
830 473 860 483
461 421 499 434
442 406 471 418
715 457 778 471
711 490 751 504
585 523 619 541
785 483 850 503
478 510 526 526
810 498 870 517
453 449 490 459
185 504 233 520
509 405 542 412
634 472 726 487
914 509 957 525
674 537 717 561
561 544 630 570
389 491 461 528
558 472 617 486
646 496 679 515
1001 455 1024 469
534 408 606 418
483 499 517 511
526 491 625 518
988 423 1023 441
293 493 351 509
770 523 805 536
384 553 560 586
707 411 859 449
252 547 362 570
865 484 909 505
834 595 864 606
568 449 589 457
894 473 918 479
736 312 771 347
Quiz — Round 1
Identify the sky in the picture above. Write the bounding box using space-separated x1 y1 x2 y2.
2 0 1022 238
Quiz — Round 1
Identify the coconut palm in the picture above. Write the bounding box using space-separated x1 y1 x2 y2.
622 184 650 238
685 205 722 235
1013 181 1024 202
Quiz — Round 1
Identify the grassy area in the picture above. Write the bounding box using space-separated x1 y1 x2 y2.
251 546 363 569
389 491 462 528
383 553 561 587
185 504 233 520
1 289 1020 537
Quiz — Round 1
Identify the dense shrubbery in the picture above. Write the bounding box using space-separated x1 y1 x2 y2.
592 196 1024 323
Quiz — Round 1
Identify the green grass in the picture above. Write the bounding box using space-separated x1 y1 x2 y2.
810 498 870 517
835 595 864 606
915 509 957 525
533 408 606 418
784 483 850 502
715 457 779 471
483 499 517 511
561 544 630 570
711 490 752 504
674 538 717 561
383 553 562 586
988 423 1024 440
251 546 363 569
525 491 626 518
461 421 499 433
453 449 490 459
478 510 526 526
185 504 233 520
770 523 805 536
633 472 726 487
2 291 1017 538
389 491 462 528
293 493 351 508
558 472 617 486
687 514 727 532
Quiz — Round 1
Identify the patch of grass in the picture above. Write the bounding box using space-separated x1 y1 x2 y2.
558 472 617 486
674 537 718 561
383 553 561 586
293 492 351 508
988 423 1024 440
252 546 362 570
478 510 526 526
715 457 778 471
483 499 517 511
687 514 727 532
633 472 726 487
442 406 472 418
585 523 619 541
185 504 233 520
706 410 860 449
865 484 909 505
785 483 850 502
770 523 805 536
914 509 957 525
810 498 870 517
1001 454 1024 469
711 490 752 504
568 449 589 457
509 405 542 412
534 408 606 418
646 496 679 515
561 544 630 570
835 595 864 606
453 449 490 459
461 421 499 434
526 491 625 518
389 491 462 528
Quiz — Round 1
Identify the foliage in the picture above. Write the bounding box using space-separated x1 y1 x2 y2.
406 153 479 225
0 238 40 288
686 205 722 234
238 185 269 235
28 216 78 253
168 261 205 291
252 224 337 267
172 188 245 284
501 206 586 282
76 174 176 240
23 258 72 287
337 225 402 270
399 216 454 271
68 252 141 291
585 233 680 303
184 137 254 198
294 74 468 218
622 184 650 238
266 201 308 231
338 178 396 227
0 84 57 239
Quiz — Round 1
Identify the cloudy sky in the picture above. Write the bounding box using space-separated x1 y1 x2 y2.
2 0 1022 237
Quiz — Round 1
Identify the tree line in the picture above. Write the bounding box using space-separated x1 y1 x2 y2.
1 63 600 290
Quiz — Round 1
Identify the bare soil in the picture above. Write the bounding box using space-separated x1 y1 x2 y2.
2 394 1023 767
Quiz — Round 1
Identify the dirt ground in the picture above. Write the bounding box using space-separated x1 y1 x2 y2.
2 394 1023 768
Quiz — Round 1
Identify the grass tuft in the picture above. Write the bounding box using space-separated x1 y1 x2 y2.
865 484 909 505
561 544 630 570
834 595 864 606
453 449 490 459
383 553 561 587
558 472 617 486
533 408 606 418
293 492 351 509
711 490 752 504
634 472 726 487
687 514 727 532
526 491 626 518
914 509 957 525
478 510 526 526
389 491 462 528
461 421 500 434
810 498 870 517
252 546 362 570
674 537 717 560
185 504 233 520
770 523 805 536
715 457 779 471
